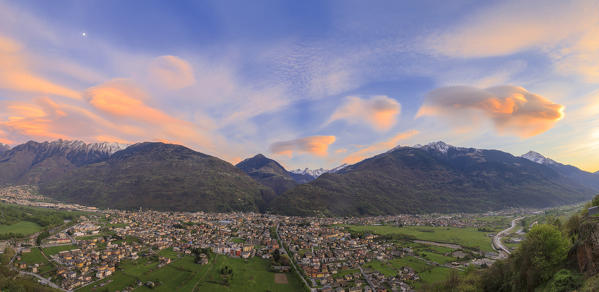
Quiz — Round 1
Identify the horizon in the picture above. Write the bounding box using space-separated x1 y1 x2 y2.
1 137 587 172
0 0 598 171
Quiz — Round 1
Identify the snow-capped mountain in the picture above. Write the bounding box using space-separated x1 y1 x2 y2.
290 167 328 178
521 151 558 165
415 141 456 154
290 163 349 178
0 143 9 153
44 139 129 155
329 163 349 173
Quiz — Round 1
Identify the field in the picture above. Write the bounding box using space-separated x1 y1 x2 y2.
78 254 305 292
42 244 78 256
345 225 494 252
364 257 453 287
0 221 42 236
17 247 55 274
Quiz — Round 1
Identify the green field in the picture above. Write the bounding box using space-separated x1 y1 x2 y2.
42 244 78 256
345 225 493 252
18 247 55 274
474 216 513 231
19 248 49 265
0 221 42 236
78 254 305 292
364 257 453 287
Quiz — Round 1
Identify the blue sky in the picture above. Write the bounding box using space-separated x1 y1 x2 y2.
0 0 598 171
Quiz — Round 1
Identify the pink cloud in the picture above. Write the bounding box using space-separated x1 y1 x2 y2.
326 95 401 131
270 136 336 157
148 55 196 89
417 85 564 137
343 130 419 164
0 35 81 99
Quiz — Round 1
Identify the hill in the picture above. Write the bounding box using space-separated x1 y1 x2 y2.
39 142 275 212
235 154 298 195
269 142 598 216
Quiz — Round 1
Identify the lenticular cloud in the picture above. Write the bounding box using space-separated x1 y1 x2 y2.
417 85 564 137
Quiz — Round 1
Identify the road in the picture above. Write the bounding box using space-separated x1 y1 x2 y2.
275 224 315 292
493 217 524 255
358 265 376 291
19 271 68 291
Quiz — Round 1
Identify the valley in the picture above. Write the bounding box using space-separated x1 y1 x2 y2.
0 186 576 292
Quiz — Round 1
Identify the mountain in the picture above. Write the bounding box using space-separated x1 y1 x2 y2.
0 140 127 185
236 154 298 195
0 144 9 154
40 142 274 212
270 142 596 216
289 164 349 180
521 151 558 165
290 167 328 178
521 151 599 191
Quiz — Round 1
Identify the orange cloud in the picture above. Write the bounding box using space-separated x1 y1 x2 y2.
148 55 195 89
270 136 336 157
428 1 599 82
85 80 215 150
343 130 419 164
417 85 564 137
0 80 221 154
0 35 81 99
327 95 400 131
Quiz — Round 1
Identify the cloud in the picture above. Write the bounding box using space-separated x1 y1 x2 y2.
326 95 401 131
0 35 81 99
269 136 336 157
343 130 419 164
148 55 195 89
417 85 564 137
428 0 599 82
84 79 216 149
429 0 596 58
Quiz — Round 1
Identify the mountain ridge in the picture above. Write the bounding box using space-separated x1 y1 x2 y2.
1 139 597 216
235 154 298 194
40 142 275 212
270 143 598 216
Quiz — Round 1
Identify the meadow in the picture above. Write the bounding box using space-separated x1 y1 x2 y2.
0 221 42 236
42 244 78 256
364 256 452 288
345 225 494 252
17 247 55 274
77 253 305 292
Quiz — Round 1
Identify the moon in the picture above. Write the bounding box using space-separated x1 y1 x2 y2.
82 32 87 37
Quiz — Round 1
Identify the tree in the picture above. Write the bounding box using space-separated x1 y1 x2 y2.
513 224 570 291
592 194 599 207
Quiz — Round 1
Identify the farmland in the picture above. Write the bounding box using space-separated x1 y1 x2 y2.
0 221 42 236
78 254 304 292
344 225 494 252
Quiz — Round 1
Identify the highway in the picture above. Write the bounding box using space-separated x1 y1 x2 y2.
493 217 524 255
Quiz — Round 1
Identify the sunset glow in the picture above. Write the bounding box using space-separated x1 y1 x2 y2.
0 0 598 171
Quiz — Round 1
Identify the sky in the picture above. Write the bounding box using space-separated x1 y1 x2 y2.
0 0 598 171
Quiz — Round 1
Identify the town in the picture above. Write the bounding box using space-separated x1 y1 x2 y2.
0 187 534 292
